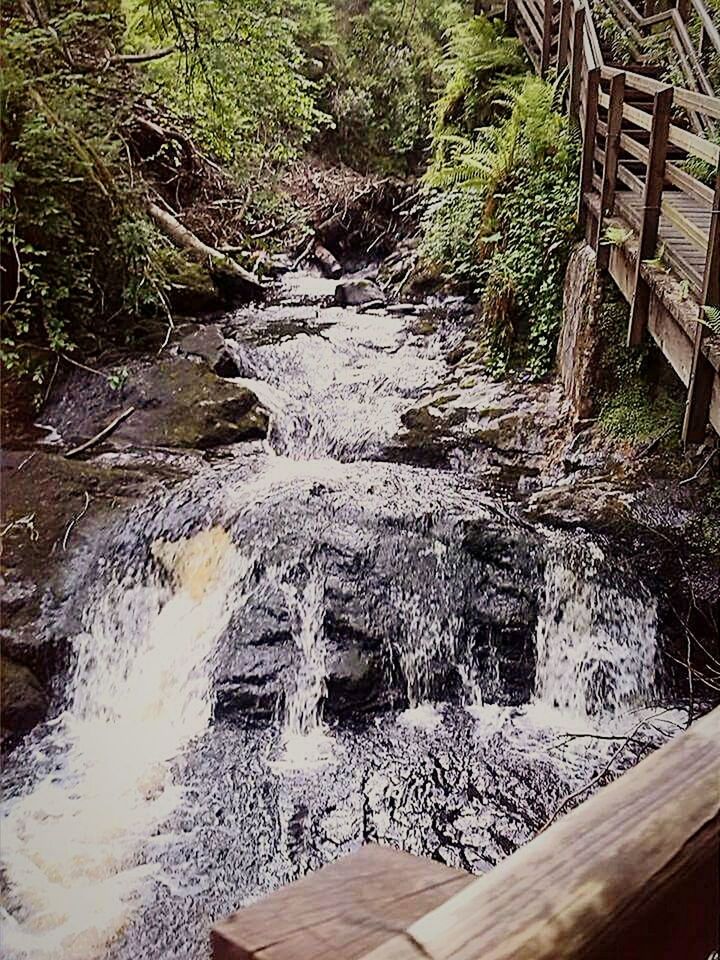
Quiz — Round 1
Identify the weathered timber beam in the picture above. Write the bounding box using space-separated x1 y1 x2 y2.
596 71 626 269
147 201 263 300
361 707 720 960
628 85 674 346
683 166 720 443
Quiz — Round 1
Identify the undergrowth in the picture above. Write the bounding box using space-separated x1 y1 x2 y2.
596 294 684 444
421 37 579 378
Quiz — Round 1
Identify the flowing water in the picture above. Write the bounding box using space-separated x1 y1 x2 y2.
1 273 683 959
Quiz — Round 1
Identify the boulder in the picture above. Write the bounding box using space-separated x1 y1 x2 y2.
1 657 48 747
178 325 242 378
45 357 268 452
334 279 386 307
557 243 606 422
313 244 343 279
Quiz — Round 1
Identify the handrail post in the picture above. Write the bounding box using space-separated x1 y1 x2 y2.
596 71 626 269
578 67 601 239
627 85 674 346
558 0 571 73
569 4 585 121
683 166 720 444
541 0 554 76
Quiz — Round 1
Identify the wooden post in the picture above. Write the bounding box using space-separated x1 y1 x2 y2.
683 167 720 444
558 0 572 73
627 86 673 347
596 72 626 269
541 0 554 76
569 5 585 121
578 67 601 237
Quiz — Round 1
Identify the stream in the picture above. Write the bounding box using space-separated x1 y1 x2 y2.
1 273 684 960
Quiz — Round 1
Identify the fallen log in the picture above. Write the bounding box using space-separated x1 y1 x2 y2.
147 201 263 301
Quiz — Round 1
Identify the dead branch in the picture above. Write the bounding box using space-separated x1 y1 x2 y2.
111 46 176 65
146 201 263 297
63 491 91 550
65 407 135 459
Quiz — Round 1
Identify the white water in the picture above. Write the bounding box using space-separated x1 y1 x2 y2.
2 276 670 959
276 574 333 767
534 537 658 724
1 528 242 960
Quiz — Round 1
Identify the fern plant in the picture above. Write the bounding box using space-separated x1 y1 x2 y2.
701 306 720 336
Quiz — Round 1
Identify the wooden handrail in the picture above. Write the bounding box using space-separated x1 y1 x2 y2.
502 0 720 439
211 710 720 960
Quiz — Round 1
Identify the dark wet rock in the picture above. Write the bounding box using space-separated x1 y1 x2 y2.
178 325 241 378
44 357 268 452
1 657 48 748
165 260 226 315
313 244 343 279
525 481 634 530
334 279 385 307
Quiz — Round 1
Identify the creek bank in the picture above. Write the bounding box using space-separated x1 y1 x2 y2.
3 246 719 752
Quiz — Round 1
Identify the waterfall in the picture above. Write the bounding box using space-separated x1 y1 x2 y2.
1 528 242 960
534 538 658 722
276 575 332 766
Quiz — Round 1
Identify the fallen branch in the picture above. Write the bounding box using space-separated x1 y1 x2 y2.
147 201 263 298
63 491 91 550
65 406 135 459
111 46 176 65
679 448 717 485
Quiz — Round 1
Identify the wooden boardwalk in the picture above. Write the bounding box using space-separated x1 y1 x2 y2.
505 0 720 442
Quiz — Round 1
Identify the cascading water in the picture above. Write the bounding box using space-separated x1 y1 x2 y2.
534 536 658 723
276 574 331 765
1 272 681 960
2 528 242 959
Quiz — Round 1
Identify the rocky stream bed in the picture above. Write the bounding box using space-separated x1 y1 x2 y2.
1 264 717 960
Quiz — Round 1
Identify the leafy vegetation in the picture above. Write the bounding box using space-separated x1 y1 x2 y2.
1 4 168 384
596 293 684 443
421 47 579 377
1 0 473 391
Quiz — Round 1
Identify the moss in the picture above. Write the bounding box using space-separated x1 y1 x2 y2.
595 285 684 444
599 383 684 442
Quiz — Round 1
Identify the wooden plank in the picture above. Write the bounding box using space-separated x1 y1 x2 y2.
604 66 720 119
629 86 674 346
665 159 715 205
579 68 601 236
684 167 720 443
515 0 544 49
557 0 571 71
597 71 626 269
541 0 554 75
211 845 474 960
619 131 650 164
569 4 586 121
362 708 720 960
661 195 710 249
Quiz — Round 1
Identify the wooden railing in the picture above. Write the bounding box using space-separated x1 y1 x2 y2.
213 708 720 959
503 0 720 442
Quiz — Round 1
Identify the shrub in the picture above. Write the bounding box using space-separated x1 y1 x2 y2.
421 73 579 377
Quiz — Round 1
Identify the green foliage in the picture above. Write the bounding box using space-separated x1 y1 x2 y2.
422 73 579 378
0 3 168 384
123 0 328 170
596 293 683 443
433 16 525 149
701 305 720 335
312 0 467 172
